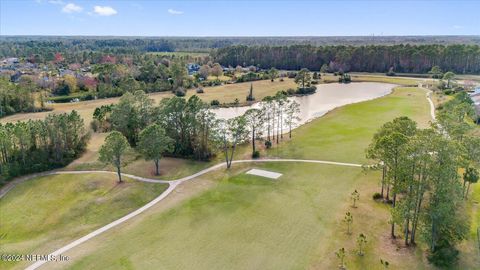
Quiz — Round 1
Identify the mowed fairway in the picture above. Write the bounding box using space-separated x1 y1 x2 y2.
0 173 167 270
266 87 432 164
48 163 369 270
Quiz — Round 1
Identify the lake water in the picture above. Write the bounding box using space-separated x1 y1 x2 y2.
212 82 395 129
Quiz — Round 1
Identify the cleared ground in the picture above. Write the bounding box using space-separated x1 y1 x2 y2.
0 173 167 270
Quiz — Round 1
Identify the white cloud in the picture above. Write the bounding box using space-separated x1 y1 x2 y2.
168 8 183 15
453 25 463 29
62 3 83 13
48 0 64 5
93 6 118 16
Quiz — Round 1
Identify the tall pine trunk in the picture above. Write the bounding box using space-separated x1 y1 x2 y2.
154 159 160 176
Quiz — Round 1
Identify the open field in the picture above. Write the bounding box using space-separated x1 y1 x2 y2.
321 73 429 86
206 75 232 81
45 163 376 270
265 87 432 164
0 173 167 270
145 51 210 58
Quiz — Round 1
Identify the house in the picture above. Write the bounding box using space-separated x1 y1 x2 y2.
187 63 200 75
1 57 19 65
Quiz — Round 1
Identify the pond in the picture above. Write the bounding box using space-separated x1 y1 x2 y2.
212 82 395 129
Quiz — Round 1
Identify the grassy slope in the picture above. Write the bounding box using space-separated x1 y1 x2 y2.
0 173 167 270
265 87 431 164
322 74 427 86
59 163 373 270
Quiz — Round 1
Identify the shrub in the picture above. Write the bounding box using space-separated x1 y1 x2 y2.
90 119 100 132
210 99 220 106
338 73 352 83
196 88 204 94
286 88 296 95
296 86 316 95
252 150 260 158
265 140 272 149
280 78 284 82
427 244 459 268
175 88 186 97
443 89 454 95
372 192 382 200
311 80 319 85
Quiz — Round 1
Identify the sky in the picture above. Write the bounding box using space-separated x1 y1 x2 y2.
0 0 479 36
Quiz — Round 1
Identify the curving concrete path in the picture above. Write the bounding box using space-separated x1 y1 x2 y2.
426 90 436 121
23 158 361 270
23 87 436 270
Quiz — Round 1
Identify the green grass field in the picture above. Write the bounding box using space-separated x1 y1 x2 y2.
47 163 389 270
321 73 428 86
265 87 432 164
0 173 167 270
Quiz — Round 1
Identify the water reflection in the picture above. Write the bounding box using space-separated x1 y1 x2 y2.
213 82 395 128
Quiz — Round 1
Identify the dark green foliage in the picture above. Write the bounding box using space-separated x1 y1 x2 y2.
0 78 36 117
338 73 351 83
0 111 88 184
175 88 186 97
214 44 480 74
52 81 71 96
156 95 217 160
252 150 260 158
372 192 382 200
264 140 272 148
236 72 263 83
427 243 460 268
210 99 220 106
296 86 316 95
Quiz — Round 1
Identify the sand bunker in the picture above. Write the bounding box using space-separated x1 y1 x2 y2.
246 169 283 179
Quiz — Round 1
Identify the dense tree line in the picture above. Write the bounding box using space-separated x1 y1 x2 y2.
0 77 39 117
1 36 479 58
0 111 88 184
213 44 480 74
366 93 479 267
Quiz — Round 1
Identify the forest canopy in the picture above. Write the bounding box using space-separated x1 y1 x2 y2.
213 44 480 74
